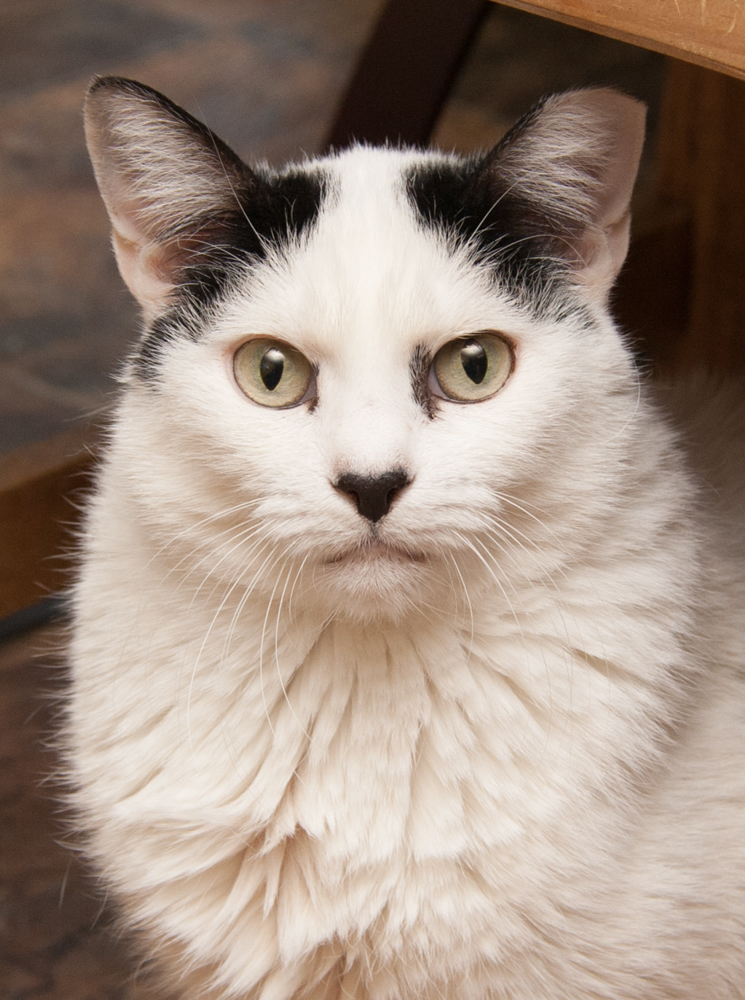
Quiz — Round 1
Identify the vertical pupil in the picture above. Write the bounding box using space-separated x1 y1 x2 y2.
260 349 285 390
460 341 487 384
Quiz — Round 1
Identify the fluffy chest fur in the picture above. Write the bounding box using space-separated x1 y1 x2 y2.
67 77 745 1000
72 409 700 998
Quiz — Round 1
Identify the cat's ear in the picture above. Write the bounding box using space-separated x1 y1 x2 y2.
84 76 254 322
487 88 646 302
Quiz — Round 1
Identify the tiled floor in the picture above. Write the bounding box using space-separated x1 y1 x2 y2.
0 623 162 999
1 2 667 995
0 0 665 457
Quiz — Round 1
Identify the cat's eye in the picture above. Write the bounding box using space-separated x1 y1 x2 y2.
431 332 513 402
233 338 314 408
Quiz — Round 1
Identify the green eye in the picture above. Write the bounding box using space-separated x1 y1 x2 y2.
432 333 513 402
233 338 313 408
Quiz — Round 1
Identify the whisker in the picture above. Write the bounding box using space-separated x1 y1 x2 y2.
445 551 475 658
256 553 296 738
272 558 314 744
185 538 274 751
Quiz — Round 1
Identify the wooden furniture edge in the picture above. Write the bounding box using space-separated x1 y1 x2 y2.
324 0 491 149
492 0 745 82
0 424 101 619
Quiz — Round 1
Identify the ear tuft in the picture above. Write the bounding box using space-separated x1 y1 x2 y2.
84 76 253 321
487 88 646 301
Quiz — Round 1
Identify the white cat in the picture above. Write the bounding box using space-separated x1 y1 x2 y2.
67 77 745 999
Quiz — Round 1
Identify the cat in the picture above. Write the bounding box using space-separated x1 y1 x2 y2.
66 75 745 1000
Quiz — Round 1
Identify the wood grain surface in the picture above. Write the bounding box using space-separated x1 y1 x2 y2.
493 0 745 80
0 426 98 619
325 0 491 149
657 60 745 371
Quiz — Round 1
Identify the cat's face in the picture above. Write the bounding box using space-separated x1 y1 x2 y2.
86 79 645 622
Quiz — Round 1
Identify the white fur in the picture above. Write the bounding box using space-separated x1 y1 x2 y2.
68 126 745 997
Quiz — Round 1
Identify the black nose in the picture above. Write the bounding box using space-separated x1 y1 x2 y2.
335 469 411 523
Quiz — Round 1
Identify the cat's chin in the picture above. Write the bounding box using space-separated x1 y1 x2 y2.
326 540 425 568
317 541 433 623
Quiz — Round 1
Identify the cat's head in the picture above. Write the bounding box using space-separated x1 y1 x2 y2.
85 78 646 624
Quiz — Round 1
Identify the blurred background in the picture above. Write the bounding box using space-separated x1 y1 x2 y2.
0 0 665 457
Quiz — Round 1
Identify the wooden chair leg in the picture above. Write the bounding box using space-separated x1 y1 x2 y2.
656 59 745 373
0 426 96 620
324 0 491 150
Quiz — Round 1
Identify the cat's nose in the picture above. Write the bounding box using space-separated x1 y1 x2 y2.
334 469 411 523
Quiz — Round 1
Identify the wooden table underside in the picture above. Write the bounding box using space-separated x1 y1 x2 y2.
497 0 745 81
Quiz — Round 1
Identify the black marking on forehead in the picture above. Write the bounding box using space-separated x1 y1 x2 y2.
410 345 436 419
406 156 568 305
133 314 189 381
180 168 328 309
133 167 328 382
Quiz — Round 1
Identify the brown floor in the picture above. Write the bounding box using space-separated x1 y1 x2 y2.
0 623 163 999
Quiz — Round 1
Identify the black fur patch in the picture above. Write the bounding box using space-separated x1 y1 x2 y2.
134 313 187 379
178 169 328 310
406 154 570 307
133 168 328 381
409 344 436 419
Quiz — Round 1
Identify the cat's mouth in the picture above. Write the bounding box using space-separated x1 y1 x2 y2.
326 539 425 566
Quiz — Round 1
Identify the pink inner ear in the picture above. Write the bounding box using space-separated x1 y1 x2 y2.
110 223 175 322
573 213 632 303
84 81 250 321
489 87 646 303
577 89 646 233
543 89 646 300
88 139 183 317
112 229 173 322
